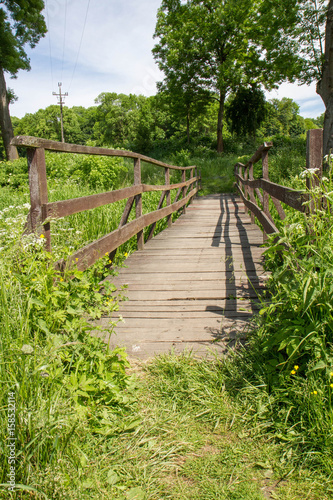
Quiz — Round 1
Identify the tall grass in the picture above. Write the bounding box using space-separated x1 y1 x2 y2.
221 168 333 473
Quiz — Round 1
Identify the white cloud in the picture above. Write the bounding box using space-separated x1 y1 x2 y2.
8 0 326 121
265 82 325 118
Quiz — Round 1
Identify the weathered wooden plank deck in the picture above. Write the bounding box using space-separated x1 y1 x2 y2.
99 194 267 359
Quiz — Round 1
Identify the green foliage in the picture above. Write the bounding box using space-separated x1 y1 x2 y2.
221 170 333 470
225 85 267 138
0 1 46 75
14 105 87 145
0 157 28 188
0 225 136 489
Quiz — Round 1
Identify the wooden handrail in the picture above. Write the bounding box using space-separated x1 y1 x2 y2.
234 131 323 238
11 136 195 171
11 136 200 271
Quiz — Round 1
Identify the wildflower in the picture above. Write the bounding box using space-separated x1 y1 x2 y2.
294 365 299 371
21 344 34 355
291 370 296 375
109 260 112 264
330 372 333 377
40 234 45 239
105 252 109 256
311 390 318 395
124 252 128 257
60 278 64 282
330 384 333 389
75 258 78 262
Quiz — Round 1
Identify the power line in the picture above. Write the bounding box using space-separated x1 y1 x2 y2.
46 0 54 90
61 0 68 82
68 0 91 92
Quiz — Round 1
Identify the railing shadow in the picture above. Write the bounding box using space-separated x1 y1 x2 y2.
205 194 263 342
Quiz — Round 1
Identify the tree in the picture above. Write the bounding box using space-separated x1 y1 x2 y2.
0 1 46 160
153 0 302 153
14 105 86 145
153 3 212 145
257 0 330 148
92 93 145 148
225 86 266 139
317 0 333 155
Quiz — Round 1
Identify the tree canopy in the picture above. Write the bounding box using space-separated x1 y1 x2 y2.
0 0 46 160
153 0 328 153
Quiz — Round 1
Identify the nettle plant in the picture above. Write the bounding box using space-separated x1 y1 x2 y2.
0 215 135 485
262 164 333 371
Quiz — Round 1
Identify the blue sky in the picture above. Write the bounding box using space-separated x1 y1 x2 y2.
8 0 325 119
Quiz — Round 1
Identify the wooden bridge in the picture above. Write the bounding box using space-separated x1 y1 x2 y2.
12 131 323 360
102 194 266 359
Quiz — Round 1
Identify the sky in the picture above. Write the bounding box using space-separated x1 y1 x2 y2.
8 0 325 120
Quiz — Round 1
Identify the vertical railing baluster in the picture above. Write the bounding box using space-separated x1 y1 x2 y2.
165 167 172 228
248 161 255 224
134 158 144 250
182 169 186 214
27 147 51 252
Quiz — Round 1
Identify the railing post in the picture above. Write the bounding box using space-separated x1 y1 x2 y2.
262 150 270 240
165 167 172 228
27 147 51 252
134 158 144 250
182 169 186 214
248 162 255 224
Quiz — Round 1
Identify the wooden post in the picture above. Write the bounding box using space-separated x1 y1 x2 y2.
262 150 270 240
134 158 144 250
165 167 172 228
306 129 323 212
182 169 186 214
248 162 255 224
27 147 51 252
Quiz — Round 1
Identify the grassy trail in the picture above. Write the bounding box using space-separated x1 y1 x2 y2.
36 353 330 500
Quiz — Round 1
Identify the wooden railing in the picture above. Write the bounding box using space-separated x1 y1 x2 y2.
11 136 200 271
234 130 323 238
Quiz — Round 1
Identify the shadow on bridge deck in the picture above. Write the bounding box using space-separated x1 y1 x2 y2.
95 194 268 360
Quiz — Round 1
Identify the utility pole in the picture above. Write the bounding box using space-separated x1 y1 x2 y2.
52 82 68 143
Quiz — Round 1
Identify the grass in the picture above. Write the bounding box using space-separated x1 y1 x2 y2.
11 353 331 499
1 136 332 498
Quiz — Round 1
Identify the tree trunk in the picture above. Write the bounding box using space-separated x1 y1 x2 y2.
317 0 333 157
217 90 225 153
186 110 190 145
0 67 19 161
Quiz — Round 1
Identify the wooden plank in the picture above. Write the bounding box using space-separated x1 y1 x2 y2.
114 290 261 300
117 298 261 311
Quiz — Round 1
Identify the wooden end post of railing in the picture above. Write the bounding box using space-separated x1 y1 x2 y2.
261 149 270 239
182 170 186 214
134 158 144 250
165 167 172 228
27 147 51 251
248 161 255 224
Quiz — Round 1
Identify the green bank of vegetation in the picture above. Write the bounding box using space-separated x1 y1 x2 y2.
1 0 333 497
0 135 332 499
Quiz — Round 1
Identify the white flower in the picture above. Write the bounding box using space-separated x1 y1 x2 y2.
21 344 34 355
